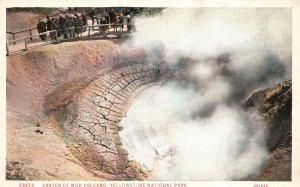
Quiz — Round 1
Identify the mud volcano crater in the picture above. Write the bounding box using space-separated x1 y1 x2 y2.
7 40 163 180
6 40 291 180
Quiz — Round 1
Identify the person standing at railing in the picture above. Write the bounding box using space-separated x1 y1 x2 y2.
74 14 79 36
58 14 65 38
127 15 131 33
81 12 87 32
100 17 108 33
54 18 59 28
62 15 70 39
109 9 118 32
103 9 109 25
89 8 95 29
46 15 51 32
77 14 84 35
69 15 75 38
119 15 124 32
37 19 47 40
108 9 114 23
49 18 57 40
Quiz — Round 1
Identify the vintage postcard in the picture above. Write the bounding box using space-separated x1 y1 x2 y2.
1 0 300 187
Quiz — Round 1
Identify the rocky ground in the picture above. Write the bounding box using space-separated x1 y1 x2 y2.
244 80 292 180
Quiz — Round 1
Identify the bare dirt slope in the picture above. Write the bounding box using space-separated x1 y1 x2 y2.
6 11 44 41
6 11 41 31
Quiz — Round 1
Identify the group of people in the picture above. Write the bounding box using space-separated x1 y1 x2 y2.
88 8 134 33
37 13 88 40
36 8 144 41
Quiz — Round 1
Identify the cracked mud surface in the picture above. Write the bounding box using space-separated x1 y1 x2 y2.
53 65 161 179
72 66 159 155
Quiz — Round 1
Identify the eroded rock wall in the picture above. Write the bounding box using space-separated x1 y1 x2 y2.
245 80 292 180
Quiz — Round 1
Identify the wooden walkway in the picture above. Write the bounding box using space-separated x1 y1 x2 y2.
6 23 133 56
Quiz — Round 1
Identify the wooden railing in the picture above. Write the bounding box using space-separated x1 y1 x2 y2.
6 27 37 45
6 23 133 56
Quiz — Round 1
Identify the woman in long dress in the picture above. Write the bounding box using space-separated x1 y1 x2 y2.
49 18 58 40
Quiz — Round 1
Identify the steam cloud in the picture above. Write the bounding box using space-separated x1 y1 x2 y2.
119 8 291 180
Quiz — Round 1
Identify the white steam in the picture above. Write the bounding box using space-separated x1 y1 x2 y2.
119 8 291 180
128 8 291 81
120 82 267 180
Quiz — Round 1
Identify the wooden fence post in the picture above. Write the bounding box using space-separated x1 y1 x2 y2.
29 29 33 40
24 38 28 51
13 33 16 45
88 26 91 38
55 30 58 42
6 41 10 56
